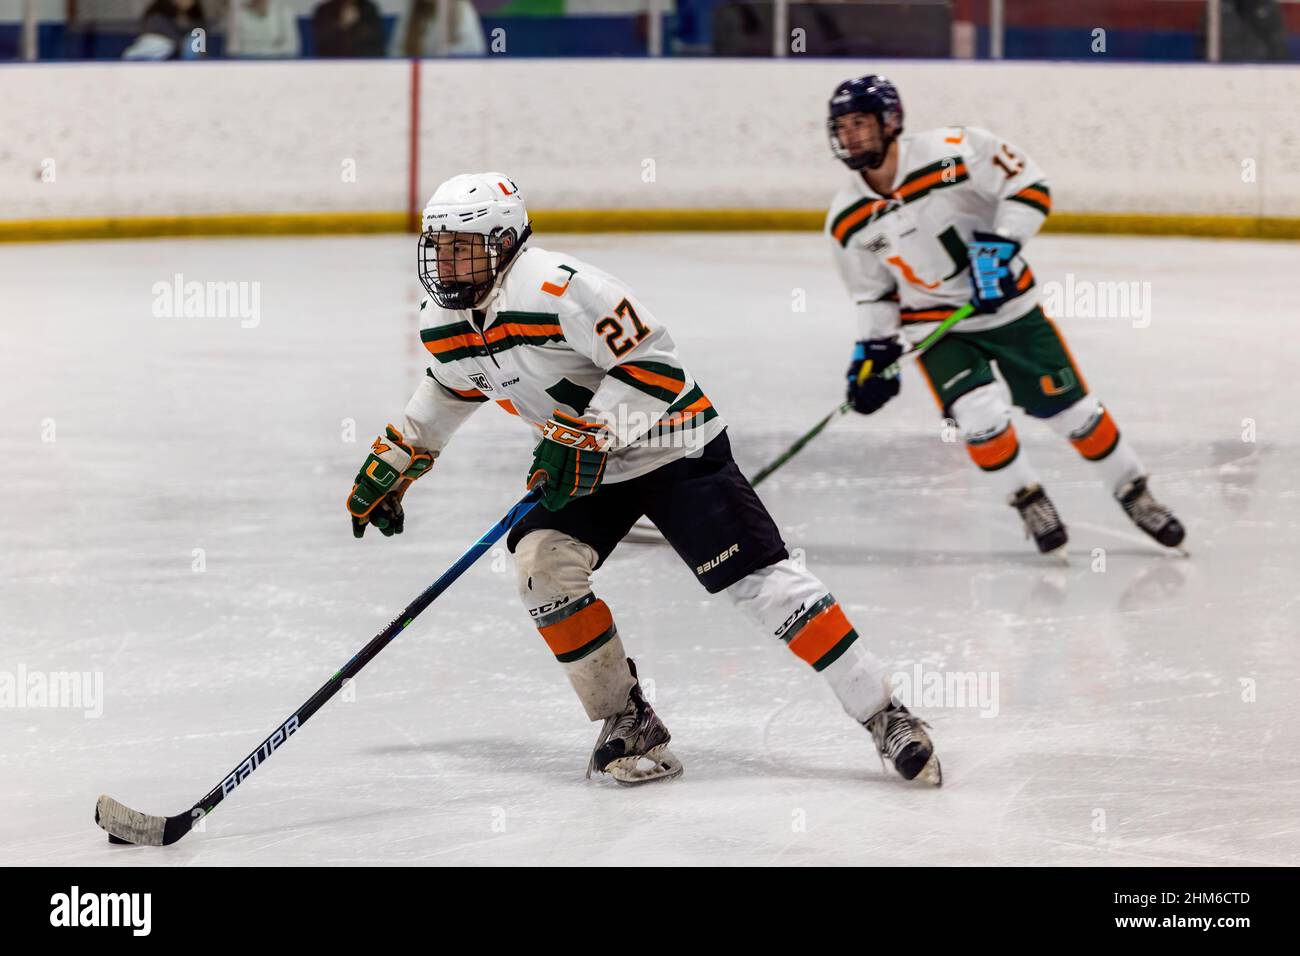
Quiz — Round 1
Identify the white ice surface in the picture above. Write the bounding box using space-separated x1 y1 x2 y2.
1 232 1297 866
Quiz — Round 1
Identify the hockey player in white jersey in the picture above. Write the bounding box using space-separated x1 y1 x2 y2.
345 172 941 786
826 75 1185 556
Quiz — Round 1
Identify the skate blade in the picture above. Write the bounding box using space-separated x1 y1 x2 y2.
607 744 684 786
916 754 943 788
1044 545 1069 565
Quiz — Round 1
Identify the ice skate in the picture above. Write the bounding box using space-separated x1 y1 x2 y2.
587 659 683 786
864 700 942 787
1010 483 1068 560
1118 475 1186 552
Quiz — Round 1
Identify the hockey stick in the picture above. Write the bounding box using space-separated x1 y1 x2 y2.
94 488 542 846
623 304 977 540
746 303 976 487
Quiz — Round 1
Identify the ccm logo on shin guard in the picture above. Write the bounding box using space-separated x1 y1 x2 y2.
529 596 571 618
775 602 807 638
696 543 740 576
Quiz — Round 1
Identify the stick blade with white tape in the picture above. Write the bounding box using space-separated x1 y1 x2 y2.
95 794 186 846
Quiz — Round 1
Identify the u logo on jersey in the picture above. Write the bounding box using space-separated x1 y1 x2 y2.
886 253 940 291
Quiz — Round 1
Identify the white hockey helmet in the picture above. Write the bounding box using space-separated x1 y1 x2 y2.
418 172 531 310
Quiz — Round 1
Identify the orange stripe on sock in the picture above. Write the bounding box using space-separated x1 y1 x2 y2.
1072 408 1120 460
539 599 614 657
787 602 854 667
967 425 1019 469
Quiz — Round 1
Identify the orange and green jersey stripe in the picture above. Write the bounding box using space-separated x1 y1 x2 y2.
421 311 565 363
899 267 1034 323
1007 181 1051 217
642 383 718 440
607 360 687 403
831 156 971 247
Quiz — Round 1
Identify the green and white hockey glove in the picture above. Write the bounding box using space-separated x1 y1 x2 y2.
526 411 610 512
347 424 434 538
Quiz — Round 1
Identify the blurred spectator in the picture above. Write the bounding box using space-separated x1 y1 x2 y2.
391 0 487 57
230 0 302 58
392 0 488 57
312 0 386 58
1215 0 1289 61
123 0 208 60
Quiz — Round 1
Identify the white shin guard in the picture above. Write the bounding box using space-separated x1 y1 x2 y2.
950 384 1041 497
1043 395 1144 496
725 559 890 722
514 529 634 721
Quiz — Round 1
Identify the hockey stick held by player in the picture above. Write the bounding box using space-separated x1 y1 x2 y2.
527 411 610 512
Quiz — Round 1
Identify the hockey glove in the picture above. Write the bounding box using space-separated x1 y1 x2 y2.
846 338 904 415
527 411 610 512
347 424 434 538
967 230 1022 314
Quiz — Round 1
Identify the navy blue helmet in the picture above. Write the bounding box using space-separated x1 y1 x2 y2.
828 75 904 171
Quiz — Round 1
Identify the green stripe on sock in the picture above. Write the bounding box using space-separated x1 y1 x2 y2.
813 629 859 672
555 624 617 664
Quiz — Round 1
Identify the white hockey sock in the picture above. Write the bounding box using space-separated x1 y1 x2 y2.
726 559 890 722
1044 396 1144 496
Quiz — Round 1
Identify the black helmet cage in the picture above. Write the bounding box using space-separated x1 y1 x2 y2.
828 76 904 171
418 223 532 311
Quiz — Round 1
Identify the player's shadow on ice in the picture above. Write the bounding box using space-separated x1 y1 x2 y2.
366 738 895 787
804 544 1052 567
804 543 1166 567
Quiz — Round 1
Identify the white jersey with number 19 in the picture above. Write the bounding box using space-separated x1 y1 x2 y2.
827 125 1053 345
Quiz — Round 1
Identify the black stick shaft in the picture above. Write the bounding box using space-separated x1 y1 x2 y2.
159 490 540 844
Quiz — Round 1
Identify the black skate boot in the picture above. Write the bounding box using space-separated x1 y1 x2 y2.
864 700 942 786
1117 475 1186 549
587 658 683 786
1010 483 1068 556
